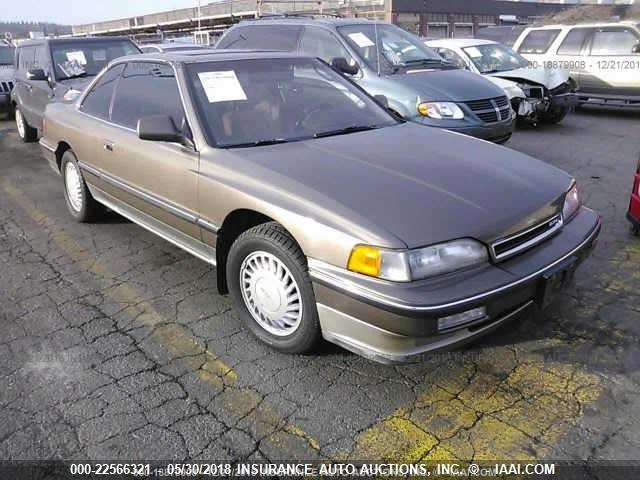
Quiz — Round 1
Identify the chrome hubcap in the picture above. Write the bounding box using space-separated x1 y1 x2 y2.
16 109 25 138
64 161 83 212
240 251 303 336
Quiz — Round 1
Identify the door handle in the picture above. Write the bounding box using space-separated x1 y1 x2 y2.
103 141 114 152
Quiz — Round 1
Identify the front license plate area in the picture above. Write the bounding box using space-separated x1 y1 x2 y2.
536 256 578 309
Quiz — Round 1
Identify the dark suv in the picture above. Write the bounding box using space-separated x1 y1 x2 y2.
217 17 516 143
0 42 15 118
12 36 140 142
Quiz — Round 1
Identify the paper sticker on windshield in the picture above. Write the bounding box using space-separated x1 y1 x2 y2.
66 50 87 65
466 47 483 58
93 50 107 61
198 70 247 103
348 32 375 48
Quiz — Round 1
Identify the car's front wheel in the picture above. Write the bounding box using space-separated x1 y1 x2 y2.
539 106 570 124
15 108 37 143
61 150 103 222
226 222 321 354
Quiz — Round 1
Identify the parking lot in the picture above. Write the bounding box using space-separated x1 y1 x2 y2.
1 107 639 463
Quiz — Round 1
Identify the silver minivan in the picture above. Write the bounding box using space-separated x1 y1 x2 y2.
513 22 640 106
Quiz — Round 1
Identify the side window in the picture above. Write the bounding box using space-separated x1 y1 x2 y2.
435 47 467 69
557 28 592 55
299 26 353 65
18 46 36 72
217 26 303 51
33 45 50 74
80 64 125 120
111 62 185 130
518 29 561 54
590 28 640 56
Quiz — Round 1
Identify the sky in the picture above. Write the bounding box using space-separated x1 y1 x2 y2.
2 0 205 26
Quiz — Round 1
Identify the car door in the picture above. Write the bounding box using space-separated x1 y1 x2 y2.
583 26 640 97
554 27 593 90
104 61 200 238
29 42 54 130
13 45 38 125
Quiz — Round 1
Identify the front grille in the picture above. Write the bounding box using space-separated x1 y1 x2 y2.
465 95 511 124
490 214 563 262
524 86 544 99
0 81 13 93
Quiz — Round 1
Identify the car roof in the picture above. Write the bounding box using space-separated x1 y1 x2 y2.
17 36 133 47
525 21 639 30
112 49 308 65
426 38 497 48
237 16 385 27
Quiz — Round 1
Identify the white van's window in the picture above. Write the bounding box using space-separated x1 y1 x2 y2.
518 29 561 54
590 29 640 56
557 28 591 56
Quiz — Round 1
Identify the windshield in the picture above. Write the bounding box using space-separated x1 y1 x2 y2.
337 24 445 72
187 57 398 148
462 43 529 74
51 40 140 80
0 47 14 65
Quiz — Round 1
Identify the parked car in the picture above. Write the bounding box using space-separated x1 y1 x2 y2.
139 43 210 53
0 42 15 118
512 22 640 107
40 51 600 363
426 38 578 123
628 156 640 235
216 17 516 143
12 36 140 142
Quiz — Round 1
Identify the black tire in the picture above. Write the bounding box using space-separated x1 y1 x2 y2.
226 222 321 354
539 106 570 125
15 107 37 143
61 150 103 223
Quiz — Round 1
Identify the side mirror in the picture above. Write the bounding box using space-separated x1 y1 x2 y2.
331 57 359 76
138 115 191 147
633 43 640 54
26 68 47 81
373 94 389 109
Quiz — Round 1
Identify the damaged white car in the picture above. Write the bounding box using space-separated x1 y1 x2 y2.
426 38 578 124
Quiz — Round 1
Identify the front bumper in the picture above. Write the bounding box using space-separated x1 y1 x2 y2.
0 93 10 112
412 115 516 143
309 207 601 364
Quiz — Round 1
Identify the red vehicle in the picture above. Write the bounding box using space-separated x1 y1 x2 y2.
628 156 640 235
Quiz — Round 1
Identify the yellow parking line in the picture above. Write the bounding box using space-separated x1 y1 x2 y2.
1 181 320 456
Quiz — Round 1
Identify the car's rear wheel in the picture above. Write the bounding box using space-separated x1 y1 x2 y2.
61 150 103 222
15 108 37 143
226 222 321 354
539 106 570 125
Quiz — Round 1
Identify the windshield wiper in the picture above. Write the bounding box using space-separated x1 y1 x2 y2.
60 72 88 80
313 125 380 139
224 138 290 148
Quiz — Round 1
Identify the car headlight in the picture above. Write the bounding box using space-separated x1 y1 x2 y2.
347 239 488 282
63 89 81 101
562 183 581 222
503 84 525 99
417 102 464 120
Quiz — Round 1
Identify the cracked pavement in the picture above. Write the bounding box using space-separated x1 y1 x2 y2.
0 106 639 463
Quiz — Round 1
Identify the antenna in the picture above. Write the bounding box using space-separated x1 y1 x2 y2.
374 21 381 76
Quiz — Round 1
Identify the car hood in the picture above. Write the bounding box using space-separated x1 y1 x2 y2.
0 66 14 82
389 68 506 102
487 67 569 90
228 122 572 249
484 76 525 100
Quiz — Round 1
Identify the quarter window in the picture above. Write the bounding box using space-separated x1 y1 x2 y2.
557 28 591 55
216 25 303 51
299 26 353 65
111 62 185 130
518 29 561 54
590 28 640 56
80 64 125 120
